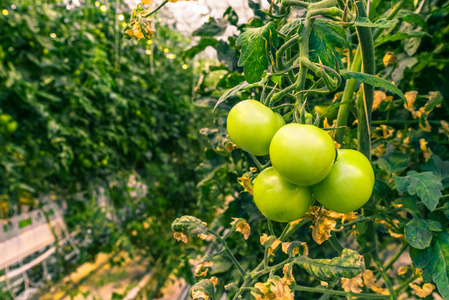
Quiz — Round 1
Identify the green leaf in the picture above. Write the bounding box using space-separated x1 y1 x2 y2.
192 18 228 37
293 248 364 282
373 147 410 174
214 79 264 111
236 22 278 83
411 233 449 299
405 218 433 249
394 171 444 211
310 19 346 69
341 70 406 100
422 156 449 189
280 19 302 35
183 38 219 60
354 17 398 28
376 31 430 46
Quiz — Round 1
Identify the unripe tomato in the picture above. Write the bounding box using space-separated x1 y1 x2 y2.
0 114 12 125
227 100 285 156
253 167 313 222
269 124 336 186
312 149 375 213
7 121 18 133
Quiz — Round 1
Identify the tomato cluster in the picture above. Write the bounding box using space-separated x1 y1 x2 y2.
227 100 374 222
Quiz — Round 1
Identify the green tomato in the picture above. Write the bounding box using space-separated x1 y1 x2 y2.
269 124 336 186
0 114 12 125
227 100 285 156
312 149 375 213
7 121 18 133
253 167 313 223
312 103 338 123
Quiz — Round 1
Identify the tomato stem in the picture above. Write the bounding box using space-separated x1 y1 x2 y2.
144 0 168 18
248 153 264 171
209 230 247 278
267 219 276 236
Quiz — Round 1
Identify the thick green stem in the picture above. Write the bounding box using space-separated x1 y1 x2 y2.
144 0 168 17
249 153 264 171
334 49 361 144
276 35 301 72
335 0 407 145
282 0 309 9
354 0 375 160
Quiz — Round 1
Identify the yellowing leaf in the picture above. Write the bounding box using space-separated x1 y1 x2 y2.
237 173 253 195
282 264 295 283
261 233 270 246
197 233 208 240
173 232 187 243
194 261 213 277
388 229 404 238
268 278 295 300
210 276 218 287
191 290 209 300
398 265 408 275
404 91 418 112
231 218 251 240
252 282 268 300
341 274 363 293
125 23 145 40
440 121 449 139
268 238 282 256
419 138 432 162
380 125 395 139
372 144 386 157
224 140 239 152
282 242 291 254
383 51 398 67
409 283 436 298
372 90 393 111
311 215 338 245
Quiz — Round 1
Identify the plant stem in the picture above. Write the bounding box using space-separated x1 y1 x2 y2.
210 230 247 278
372 249 397 300
293 285 391 299
328 234 344 254
268 219 275 236
394 273 420 294
335 0 407 145
249 153 264 171
145 0 168 17
276 35 301 71
354 0 375 160
282 0 309 9
384 242 408 271
335 48 361 144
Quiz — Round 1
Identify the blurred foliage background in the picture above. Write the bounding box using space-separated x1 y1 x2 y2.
0 0 227 297
1 0 449 299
